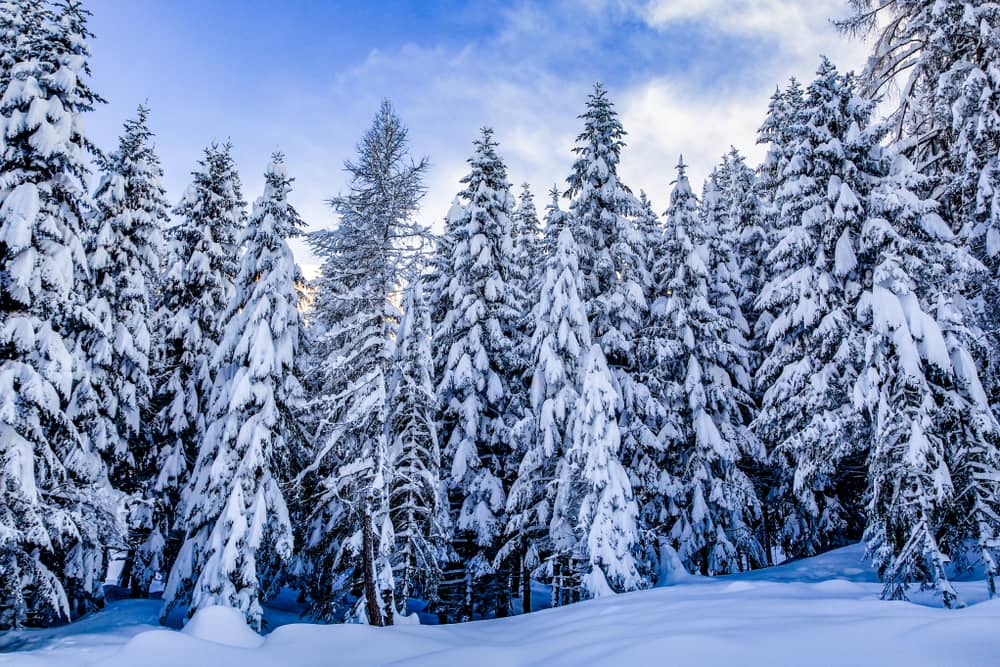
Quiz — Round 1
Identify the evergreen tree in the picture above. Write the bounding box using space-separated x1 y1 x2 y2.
856 149 1000 606
503 224 590 613
301 100 429 626
161 155 304 630
715 148 766 352
0 0 119 628
512 182 543 295
150 140 246 605
755 59 874 558
565 83 654 570
435 128 524 621
420 196 465 386
752 79 806 563
386 282 449 613
89 104 168 596
653 160 762 576
424 198 465 361
498 183 538 607
565 83 647 379
634 190 662 299
551 344 642 597
540 185 570 257
630 186 674 580
512 183 542 262
841 1 1000 419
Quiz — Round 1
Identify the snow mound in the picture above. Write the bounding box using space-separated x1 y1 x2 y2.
180 606 263 648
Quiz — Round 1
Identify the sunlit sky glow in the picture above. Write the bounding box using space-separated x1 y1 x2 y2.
86 0 870 275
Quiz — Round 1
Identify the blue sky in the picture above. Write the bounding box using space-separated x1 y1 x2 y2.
85 0 869 274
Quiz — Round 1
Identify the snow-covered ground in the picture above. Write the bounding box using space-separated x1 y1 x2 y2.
3 544 998 666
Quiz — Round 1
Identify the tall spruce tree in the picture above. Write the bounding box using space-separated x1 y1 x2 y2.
162 155 304 630
565 83 654 569
503 224 591 613
755 59 875 558
715 148 766 356
387 282 449 613
752 79 806 562
434 128 524 621
634 190 662 300
512 182 543 297
652 160 762 575
541 185 570 256
0 0 119 628
855 148 1000 607
841 0 1000 443
150 140 246 607
89 104 169 597
300 100 429 626
551 343 642 598
424 198 465 354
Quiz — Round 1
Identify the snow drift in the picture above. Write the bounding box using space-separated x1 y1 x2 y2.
2 544 998 667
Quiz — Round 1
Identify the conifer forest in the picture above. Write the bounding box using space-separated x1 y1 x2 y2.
1 2 1000 664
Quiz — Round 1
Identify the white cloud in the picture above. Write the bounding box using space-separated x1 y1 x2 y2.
637 0 861 61
206 0 873 273
617 78 773 209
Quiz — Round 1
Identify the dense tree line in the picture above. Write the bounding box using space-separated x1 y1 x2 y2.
1 0 998 631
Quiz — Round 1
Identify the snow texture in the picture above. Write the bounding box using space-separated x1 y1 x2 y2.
3 545 999 666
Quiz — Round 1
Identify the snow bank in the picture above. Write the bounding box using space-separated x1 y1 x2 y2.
2 545 999 666
180 606 264 648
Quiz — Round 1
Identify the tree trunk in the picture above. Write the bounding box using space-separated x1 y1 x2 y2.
362 501 384 627
511 542 522 600
521 537 531 615
118 550 135 594
762 483 774 567
382 584 395 626
551 560 561 608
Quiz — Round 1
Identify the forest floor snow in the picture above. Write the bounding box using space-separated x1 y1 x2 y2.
2 543 999 666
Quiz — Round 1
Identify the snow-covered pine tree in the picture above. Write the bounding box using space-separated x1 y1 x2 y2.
502 182 539 605
551 343 642 598
716 148 766 355
89 104 169 597
840 1 999 230
503 223 591 614
855 148 1000 607
512 182 542 293
754 80 806 307
435 128 524 621
755 59 874 559
709 153 769 549
564 83 654 573
150 140 246 605
755 81 806 267
0 0 119 628
387 281 449 613
300 100 429 626
634 190 662 298
752 79 806 563
424 198 464 340
628 186 676 580
540 185 570 257
840 1 1000 421
756 79 804 202
700 169 752 361
512 183 541 256
651 160 762 576
162 154 304 630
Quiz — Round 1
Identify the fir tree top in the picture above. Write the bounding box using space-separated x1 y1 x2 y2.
566 81 630 201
